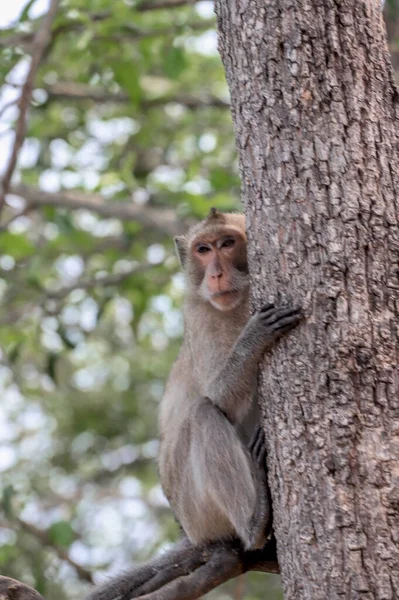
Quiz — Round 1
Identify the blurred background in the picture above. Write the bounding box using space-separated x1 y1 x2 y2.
0 1 398 598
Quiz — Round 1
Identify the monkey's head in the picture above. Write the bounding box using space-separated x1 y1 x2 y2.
175 208 249 311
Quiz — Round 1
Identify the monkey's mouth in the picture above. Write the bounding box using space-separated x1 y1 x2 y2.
209 289 242 311
212 289 239 298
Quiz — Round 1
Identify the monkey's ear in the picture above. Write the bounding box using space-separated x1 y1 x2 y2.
174 236 188 267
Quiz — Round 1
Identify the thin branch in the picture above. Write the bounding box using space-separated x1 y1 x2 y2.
45 261 157 300
0 261 172 325
0 0 207 50
0 257 172 325
84 537 279 600
103 19 214 41
14 516 93 584
0 18 214 51
8 183 192 236
0 32 35 49
0 302 38 326
0 0 59 218
146 93 228 109
0 203 35 232
82 456 155 487
42 82 228 109
137 0 204 10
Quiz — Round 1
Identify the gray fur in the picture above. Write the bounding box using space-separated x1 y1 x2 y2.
159 213 302 550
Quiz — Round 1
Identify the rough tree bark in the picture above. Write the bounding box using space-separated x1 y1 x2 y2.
215 0 399 599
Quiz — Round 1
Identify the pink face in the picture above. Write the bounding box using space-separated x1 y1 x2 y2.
190 229 249 311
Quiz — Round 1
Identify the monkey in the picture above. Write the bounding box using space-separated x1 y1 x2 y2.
158 208 302 550
84 208 302 600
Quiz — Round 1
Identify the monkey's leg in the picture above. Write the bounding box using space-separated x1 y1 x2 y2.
189 399 270 551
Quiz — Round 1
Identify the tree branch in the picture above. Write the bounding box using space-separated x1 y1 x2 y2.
0 0 59 218
0 203 35 232
84 537 278 600
45 261 158 300
1 19 214 52
41 82 228 109
0 537 278 600
8 183 192 236
136 0 203 10
14 516 93 583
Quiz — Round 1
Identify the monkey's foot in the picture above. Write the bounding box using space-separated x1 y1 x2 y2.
248 426 267 468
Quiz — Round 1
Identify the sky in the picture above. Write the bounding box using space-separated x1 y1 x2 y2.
0 0 48 28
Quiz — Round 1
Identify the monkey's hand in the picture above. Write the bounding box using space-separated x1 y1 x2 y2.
206 303 303 424
244 303 303 354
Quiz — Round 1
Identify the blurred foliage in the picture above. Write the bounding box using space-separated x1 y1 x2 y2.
0 0 398 598
0 0 276 599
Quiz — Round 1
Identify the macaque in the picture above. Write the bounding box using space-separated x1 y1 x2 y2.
159 208 301 550
85 209 302 600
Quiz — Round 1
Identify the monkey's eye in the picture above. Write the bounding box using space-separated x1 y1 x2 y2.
221 238 235 248
197 245 210 254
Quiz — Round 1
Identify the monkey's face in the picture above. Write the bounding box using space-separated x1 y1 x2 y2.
191 229 249 311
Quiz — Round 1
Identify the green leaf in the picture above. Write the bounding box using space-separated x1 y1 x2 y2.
111 60 142 107
58 325 77 350
120 151 136 187
96 295 113 323
76 29 93 51
163 47 187 79
6 341 22 364
48 521 75 548
18 0 36 22
46 352 58 383
2 485 15 517
54 213 75 235
209 167 232 190
0 233 35 259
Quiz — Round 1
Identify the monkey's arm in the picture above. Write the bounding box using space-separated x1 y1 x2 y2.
205 304 302 423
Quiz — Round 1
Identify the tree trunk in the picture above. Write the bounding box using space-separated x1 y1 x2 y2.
215 1 399 599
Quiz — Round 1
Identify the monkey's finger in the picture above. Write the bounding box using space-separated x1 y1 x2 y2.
256 445 267 467
252 426 265 451
262 306 302 325
259 303 275 313
253 430 266 462
263 306 300 321
248 425 263 452
272 314 303 332
251 426 264 454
